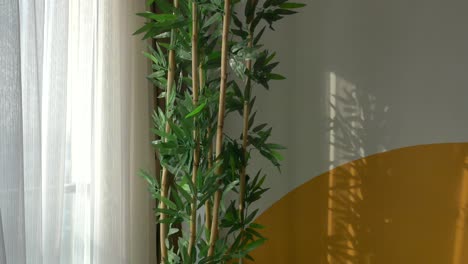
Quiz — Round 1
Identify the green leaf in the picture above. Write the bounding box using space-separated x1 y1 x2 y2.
249 223 265 229
253 26 266 45
205 51 221 69
223 180 239 197
185 101 207 119
158 42 173 50
143 52 158 64
154 0 175 13
175 184 192 203
252 123 267 133
171 189 184 208
263 0 273 8
151 128 176 141
137 12 177 22
248 111 257 129
271 150 284 161
279 2 306 9
268 73 286 80
182 174 196 196
169 120 185 138
148 70 166 79
232 14 243 29
249 96 256 112
255 175 266 190
276 9 297 15
266 143 286 150
155 32 171 39
156 218 176 224
138 170 157 187
203 13 222 29
133 23 153 36
245 209 259 224
153 193 178 210
245 0 256 23
168 228 179 236
265 52 276 64
251 13 262 31
246 227 265 239
178 49 192 61
244 238 266 253
155 207 178 216
232 29 248 38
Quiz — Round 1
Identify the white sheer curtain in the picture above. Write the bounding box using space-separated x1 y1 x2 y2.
0 0 156 263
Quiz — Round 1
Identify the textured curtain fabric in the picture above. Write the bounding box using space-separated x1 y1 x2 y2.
0 0 156 263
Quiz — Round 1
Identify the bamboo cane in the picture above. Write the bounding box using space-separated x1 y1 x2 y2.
239 30 253 226
208 0 232 256
159 0 179 262
159 45 175 264
205 125 213 232
188 0 200 256
238 5 255 262
198 61 212 233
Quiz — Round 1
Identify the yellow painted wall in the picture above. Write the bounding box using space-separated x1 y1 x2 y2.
223 1 468 262
250 143 468 263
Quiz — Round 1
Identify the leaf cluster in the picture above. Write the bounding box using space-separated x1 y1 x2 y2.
135 0 304 262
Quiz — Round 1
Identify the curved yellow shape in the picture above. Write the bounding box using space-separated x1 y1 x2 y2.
250 143 468 264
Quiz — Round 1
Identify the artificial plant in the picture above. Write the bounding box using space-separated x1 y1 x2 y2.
136 0 304 262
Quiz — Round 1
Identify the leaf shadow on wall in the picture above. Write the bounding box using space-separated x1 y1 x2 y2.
326 72 390 264
249 72 468 264
326 72 468 264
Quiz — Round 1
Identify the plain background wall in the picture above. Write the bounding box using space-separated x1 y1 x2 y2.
225 0 468 213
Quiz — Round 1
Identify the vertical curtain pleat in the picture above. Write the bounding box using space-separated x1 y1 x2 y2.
19 0 44 263
0 1 26 264
0 210 6 263
67 0 97 263
93 0 128 262
0 0 156 263
41 0 69 263
93 1 156 263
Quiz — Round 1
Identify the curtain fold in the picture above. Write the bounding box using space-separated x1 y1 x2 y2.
19 1 44 263
0 0 26 263
0 210 6 263
93 0 156 263
0 0 156 263
41 1 69 262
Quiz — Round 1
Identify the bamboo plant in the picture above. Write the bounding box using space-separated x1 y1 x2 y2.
136 0 304 262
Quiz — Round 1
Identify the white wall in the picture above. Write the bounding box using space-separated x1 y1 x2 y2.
231 0 468 213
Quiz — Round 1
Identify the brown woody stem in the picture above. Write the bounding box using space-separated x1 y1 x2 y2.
208 0 232 257
188 0 200 256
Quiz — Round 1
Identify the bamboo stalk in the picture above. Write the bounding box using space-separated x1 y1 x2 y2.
159 170 169 262
159 1 179 262
208 0 232 257
199 62 212 233
205 198 212 233
205 125 213 232
159 49 175 263
208 190 222 256
238 6 255 262
188 0 200 256
199 64 204 91
239 30 253 223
